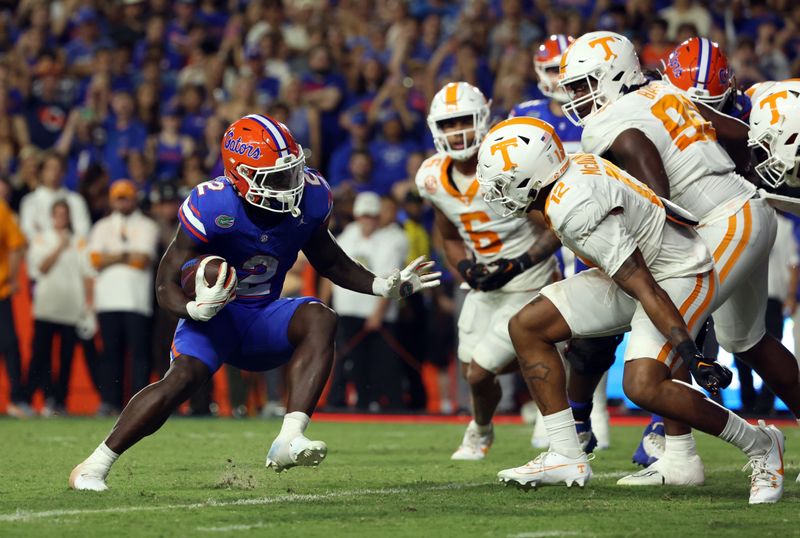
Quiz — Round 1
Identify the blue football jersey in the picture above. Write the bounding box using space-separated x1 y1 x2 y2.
509 99 583 152
721 89 752 121
178 170 332 305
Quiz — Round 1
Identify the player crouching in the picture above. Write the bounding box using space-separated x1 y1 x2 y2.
477 117 785 504
69 114 440 491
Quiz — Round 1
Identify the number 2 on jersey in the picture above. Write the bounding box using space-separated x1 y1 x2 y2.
460 211 503 255
237 255 279 297
650 94 716 151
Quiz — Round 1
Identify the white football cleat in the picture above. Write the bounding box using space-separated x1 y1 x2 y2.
498 451 592 490
616 454 704 486
451 422 493 461
746 421 785 505
266 435 328 473
69 460 109 492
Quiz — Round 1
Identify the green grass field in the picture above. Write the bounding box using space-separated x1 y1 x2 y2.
1 418 799 537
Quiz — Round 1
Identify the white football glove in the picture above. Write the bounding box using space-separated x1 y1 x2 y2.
186 256 237 322
372 256 442 299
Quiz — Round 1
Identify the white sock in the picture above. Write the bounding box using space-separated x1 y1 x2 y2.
278 411 310 439
542 408 582 459
469 419 492 435
719 411 769 457
664 433 697 459
85 442 119 472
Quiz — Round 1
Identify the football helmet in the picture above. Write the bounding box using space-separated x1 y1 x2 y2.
476 117 569 217
663 37 733 110
535 34 575 103
748 81 800 188
558 31 647 127
427 82 491 161
221 114 306 216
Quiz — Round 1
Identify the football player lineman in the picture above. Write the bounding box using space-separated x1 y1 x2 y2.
418 82 560 460
511 34 615 453
69 114 440 491
477 116 785 505
557 31 800 487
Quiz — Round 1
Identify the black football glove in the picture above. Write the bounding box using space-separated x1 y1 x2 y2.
457 259 490 290
676 341 733 395
473 253 533 292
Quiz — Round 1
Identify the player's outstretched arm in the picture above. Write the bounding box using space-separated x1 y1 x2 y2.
612 248 732 393
609 129 672 198
303 225 441 299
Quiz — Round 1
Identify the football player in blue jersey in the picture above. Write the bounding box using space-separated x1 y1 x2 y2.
512 35 617 454
69 114 441 491
509 35 583 153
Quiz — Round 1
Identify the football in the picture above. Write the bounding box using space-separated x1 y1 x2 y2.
180 255 226 298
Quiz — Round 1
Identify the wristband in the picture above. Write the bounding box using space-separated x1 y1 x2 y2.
514 252 533 272
457 259 473 279
675 340 700 362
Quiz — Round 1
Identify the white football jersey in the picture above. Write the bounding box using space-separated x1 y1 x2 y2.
415 153 556 292
544 153 712 280
581 82 756 225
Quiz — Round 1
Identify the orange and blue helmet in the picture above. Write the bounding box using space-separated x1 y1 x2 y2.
221 114 305 216
664 37 733 110
534 34 574 103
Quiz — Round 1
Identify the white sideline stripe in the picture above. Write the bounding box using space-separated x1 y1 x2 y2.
197 522 267 532
508 530 594 538
0 482 492 523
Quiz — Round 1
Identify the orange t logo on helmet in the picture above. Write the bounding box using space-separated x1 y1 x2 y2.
490 138 519 171
588 36 618 61
760 90 789 125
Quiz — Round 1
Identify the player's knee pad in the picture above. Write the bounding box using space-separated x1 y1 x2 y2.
565 334 623 376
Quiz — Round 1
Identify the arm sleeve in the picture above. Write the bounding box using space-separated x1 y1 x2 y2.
68 194 93 239
178 188 211 244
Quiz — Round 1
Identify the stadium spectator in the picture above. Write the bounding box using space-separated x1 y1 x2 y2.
102 90 147 181
735 213 799 415
640 18 673 70
659 0 712 41
27 200 94 417
326 191 409 411
328 110 371 187
147 103 194 183
0 197 29 418
19 151 92 241
368 110 420 195
88 180 158 415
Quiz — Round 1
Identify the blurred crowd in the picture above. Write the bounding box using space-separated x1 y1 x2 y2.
2 0 800 417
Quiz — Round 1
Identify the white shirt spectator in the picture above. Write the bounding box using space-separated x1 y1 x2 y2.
659 1 712 40
89 210 159 316
332 221 409 322
27 230 93 325
768 214 799 302
19 186 92 240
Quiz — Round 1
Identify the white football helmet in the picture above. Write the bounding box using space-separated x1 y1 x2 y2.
476 117 570 217
558 31 647 127
535 34 575 103
427 82 491 161
748 81 800 188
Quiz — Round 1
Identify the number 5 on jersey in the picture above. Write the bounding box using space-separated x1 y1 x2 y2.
460 211 503 255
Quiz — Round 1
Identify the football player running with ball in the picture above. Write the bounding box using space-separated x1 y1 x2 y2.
557 31 800 489
478 117 785 505
418 82 560 460
69 114 440 491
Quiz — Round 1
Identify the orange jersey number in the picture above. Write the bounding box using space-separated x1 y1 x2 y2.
460 211 503 255
650 94 716 151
